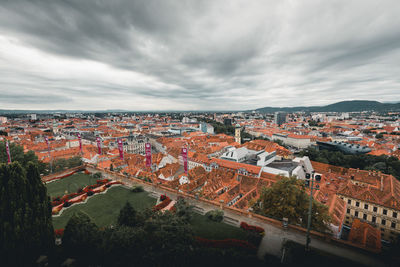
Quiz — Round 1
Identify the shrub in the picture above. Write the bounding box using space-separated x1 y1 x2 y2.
131 185 144 193
205 210 224 222
160 194 167 201
54 229 64 238
240 222 265 234
86 191 94 196
93 172 102 179
63 201 71 207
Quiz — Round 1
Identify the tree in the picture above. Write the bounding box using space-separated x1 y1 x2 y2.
252 176 331 232
0 161 54 265
117 202 139 227
0 141 46 173
62 212 101 264
174 198 194 223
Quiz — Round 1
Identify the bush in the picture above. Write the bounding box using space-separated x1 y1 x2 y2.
86 191 94 196
240 222 265 234
54 229 64 238
205 210 224 222
63 201 71 207
131 185 144 193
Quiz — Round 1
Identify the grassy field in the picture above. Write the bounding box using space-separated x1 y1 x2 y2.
46 172 95 198
52 186 157 229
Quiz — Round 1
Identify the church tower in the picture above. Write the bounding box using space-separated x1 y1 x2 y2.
235 124 241 144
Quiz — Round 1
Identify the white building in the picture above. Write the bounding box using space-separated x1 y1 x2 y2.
272 133 312 149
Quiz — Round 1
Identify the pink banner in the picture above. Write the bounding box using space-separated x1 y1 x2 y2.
96 137 102 154
44 136 50 152
118 139 124 160
182 147 188 173
77 133 82 153
5 141 11 164
145 143 152 167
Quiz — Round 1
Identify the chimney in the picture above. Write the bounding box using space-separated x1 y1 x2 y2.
380 176 383 191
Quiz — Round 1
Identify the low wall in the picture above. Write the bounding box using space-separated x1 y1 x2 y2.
42 165 86 183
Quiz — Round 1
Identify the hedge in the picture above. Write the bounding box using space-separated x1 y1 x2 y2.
240 222 265 234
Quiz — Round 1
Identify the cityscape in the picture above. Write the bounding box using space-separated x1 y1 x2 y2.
1 1 400 266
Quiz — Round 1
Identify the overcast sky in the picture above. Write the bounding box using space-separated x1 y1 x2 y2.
0 0 399 111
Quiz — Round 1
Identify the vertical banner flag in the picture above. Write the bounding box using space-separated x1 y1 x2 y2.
145 143 152 168
5 141 11 164
96 137 102 154
118 138 124 160
44 136 50 154
77 133 82 153
182 147 188 174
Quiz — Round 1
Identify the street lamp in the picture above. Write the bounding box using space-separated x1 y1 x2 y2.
305 171 321 251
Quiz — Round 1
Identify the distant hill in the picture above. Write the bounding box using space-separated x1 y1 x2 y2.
255 100 400 113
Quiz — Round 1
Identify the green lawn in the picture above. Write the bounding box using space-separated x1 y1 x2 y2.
52 186 157 229
46 172 95 198
50 178 249 242
190 213 248 241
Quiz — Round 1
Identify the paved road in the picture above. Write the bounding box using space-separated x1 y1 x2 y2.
91 167 386 266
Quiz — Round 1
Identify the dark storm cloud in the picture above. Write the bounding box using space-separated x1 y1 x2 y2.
0 0 399 110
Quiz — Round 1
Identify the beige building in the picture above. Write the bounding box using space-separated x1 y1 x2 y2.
337 173 400 242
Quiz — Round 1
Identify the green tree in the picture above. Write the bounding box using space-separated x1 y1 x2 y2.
0 161 54 265
62 212 101 264
0 141 47 173
174 198 194 223
252 176 331 232
117 202 139 227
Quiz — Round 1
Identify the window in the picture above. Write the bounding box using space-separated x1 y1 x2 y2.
393 212 397 219
391 222 396 229
363 214 367 220
372 216 376 223
373 206 377 212
348 199 351 204
356 201 360 207
355 211 359 217
347 209 350 214
382 219 386 226
364 204 368 210
383 209 387 215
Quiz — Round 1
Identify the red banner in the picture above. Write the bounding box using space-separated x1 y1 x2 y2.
96 137 102 154
145 143 152 168
118 138 124 160
77 133 82 153
5 141 11 164
182 147 188 173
